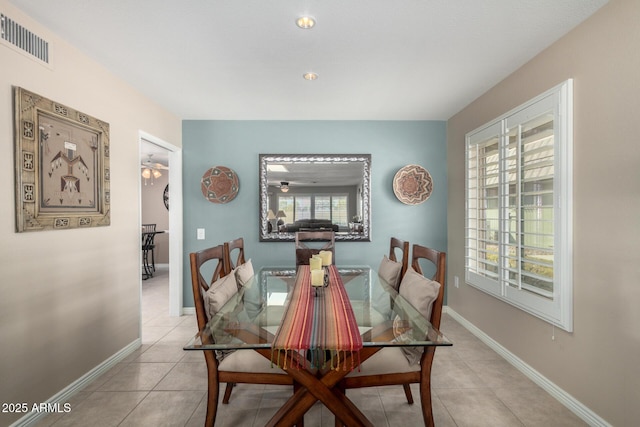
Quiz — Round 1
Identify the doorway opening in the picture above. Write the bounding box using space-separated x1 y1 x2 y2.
139 132 183 320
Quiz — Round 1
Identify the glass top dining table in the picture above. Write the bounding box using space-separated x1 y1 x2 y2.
183 265 451 352
184 264 451 427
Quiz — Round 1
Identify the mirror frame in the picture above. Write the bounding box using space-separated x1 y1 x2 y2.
259 154 371 242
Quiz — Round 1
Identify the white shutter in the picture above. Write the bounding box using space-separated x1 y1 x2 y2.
465 80 573 331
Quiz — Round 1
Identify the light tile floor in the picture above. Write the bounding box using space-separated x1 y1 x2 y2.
36 266 586 426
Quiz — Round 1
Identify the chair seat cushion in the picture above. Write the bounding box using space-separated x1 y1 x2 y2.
346 347 419 377
219 347 317 374
219 348 287 374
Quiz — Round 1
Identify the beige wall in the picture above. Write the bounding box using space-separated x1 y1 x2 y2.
141 173 170 263
0 1 181 425
447 0 640 425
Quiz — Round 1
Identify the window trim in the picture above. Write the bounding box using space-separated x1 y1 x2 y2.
465 79 573 332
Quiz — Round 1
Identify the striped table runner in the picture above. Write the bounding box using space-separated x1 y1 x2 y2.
272 265 363 371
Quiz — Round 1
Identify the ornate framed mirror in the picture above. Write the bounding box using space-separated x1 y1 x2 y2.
259 154 371 242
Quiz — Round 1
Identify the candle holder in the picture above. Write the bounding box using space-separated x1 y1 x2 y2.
311 266 329 297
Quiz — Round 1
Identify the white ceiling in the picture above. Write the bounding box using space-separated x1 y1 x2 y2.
9 0 607 121
267 160 365 187
140 140 169 168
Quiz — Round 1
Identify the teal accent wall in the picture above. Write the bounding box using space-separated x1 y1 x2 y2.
182 120 447 307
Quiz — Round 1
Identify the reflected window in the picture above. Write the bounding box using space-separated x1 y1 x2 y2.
277 194 348 225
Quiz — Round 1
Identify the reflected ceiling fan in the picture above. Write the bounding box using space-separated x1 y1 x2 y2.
141 154 168 184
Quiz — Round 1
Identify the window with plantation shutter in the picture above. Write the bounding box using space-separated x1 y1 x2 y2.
465 80 573 331
294 196 311 221
331 195 348 226
315 196 331 220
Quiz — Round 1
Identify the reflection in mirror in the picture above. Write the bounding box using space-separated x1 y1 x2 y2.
259 154 371 242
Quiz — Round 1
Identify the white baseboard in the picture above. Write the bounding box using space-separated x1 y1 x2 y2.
10 339 141 427
443 307 609 427
182 307 195 315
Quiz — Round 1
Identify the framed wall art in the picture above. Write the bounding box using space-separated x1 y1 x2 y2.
14 87 110 232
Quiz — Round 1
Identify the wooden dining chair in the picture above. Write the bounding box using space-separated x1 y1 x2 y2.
224 237 246 271
141 223 157 274
411 244 446 330
190 245 294 427
338 244 446 427
389 237 410 279
295 230 335 266
221 237 248 402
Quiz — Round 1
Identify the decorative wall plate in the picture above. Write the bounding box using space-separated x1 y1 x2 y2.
393 164 433 205
201 166 239 204
163 184 169 210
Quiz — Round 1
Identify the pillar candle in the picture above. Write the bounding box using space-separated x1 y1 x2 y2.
310 255 322 270
319 250 332 266
311 268 324 286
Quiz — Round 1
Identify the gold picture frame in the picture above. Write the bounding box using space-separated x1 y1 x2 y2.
14 87 110 232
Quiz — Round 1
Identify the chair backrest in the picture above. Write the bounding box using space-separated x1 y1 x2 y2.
295 231 335 266
142 232 156 249
224 237 246 271
141 224 157 248
142 223 156 233
389 237 409 279
190 245 228 331
411 244 446 330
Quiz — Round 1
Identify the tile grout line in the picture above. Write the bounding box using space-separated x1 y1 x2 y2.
114 391 152 427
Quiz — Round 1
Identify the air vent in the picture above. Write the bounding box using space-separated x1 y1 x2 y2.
1 13 49 63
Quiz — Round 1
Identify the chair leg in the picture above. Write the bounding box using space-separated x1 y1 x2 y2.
420 348 436 427
222 382 234 404
334 385 345 427
293 382 305 427
151 247 156 272
142 248 151 279
204 352 220 427
403 383 414 404
419 381 434 427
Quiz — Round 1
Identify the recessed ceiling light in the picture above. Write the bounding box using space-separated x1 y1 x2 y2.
296 16 316 29
303 72 318 81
